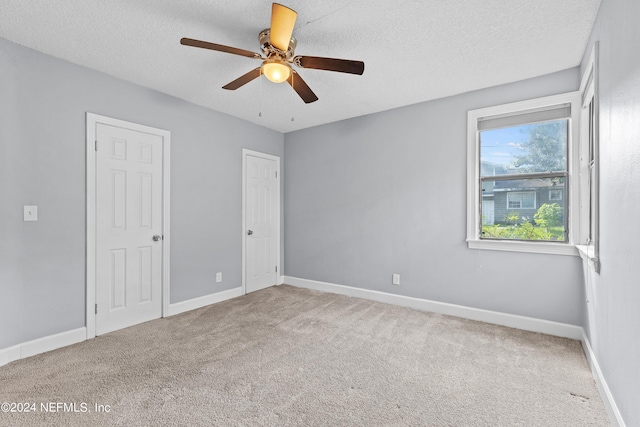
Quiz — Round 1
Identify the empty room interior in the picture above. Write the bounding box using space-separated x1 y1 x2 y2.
1 0 638 425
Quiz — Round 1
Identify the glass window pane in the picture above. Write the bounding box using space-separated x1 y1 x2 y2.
507 192 536 209
480 119 568 176
481 177 566 242
549 189 562 201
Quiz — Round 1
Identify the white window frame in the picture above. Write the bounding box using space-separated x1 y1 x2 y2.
507 191 536 209
549 189 563 201
577 42 600 272
467 92 581 255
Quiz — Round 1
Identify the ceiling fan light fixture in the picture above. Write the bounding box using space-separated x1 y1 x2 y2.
261 61 291 83
181 3 363 103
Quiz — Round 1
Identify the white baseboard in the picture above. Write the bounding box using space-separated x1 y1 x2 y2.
284 276 583 340
581 331 626 427
21 328 87 359
167 286 243 316
0 327 87 368
278 275 285 285
0 345 20 367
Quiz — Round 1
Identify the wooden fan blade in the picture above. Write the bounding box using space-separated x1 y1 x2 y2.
270 3 297 51
181 38 262 59
222 68 262 90
287 70 318 103
293 56 365 75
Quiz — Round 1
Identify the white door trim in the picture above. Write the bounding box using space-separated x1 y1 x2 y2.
242 149 281 295
86 113 171 339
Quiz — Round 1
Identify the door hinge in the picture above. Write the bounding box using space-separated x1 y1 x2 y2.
95 304 97 314
95 140 98 151
275 266 277 273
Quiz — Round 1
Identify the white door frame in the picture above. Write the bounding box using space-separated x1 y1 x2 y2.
242 149 281 294
86 113 171 339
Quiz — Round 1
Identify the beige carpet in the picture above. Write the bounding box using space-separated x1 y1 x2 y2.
0 285 608 426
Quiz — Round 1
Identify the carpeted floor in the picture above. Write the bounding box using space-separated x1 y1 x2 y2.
0 285 609 426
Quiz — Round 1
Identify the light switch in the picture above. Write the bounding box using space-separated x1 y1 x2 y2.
24 205 38 221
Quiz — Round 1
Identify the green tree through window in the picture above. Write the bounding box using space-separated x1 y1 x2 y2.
512 121 567 173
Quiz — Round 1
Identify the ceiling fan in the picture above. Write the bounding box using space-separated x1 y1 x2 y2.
180 3 365 104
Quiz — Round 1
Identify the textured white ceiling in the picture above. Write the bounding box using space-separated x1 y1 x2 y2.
0 0 601 133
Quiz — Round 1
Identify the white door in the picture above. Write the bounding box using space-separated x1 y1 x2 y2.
244 151 279 293
482 200 495 225
95 123 163 335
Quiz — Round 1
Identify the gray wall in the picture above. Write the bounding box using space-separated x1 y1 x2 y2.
284 68 583 325
580 0 640 424
0 38 284 349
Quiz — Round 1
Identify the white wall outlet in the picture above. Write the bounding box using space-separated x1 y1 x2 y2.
392 274 400 285
24 205 38 221
216 272 222 283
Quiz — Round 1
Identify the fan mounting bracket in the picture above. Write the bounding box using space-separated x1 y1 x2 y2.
259 29 296 61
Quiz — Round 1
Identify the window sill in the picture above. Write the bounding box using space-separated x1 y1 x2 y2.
467 239 579 256
576 245 600 272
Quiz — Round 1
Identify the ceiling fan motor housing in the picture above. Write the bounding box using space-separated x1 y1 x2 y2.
259 29 296 61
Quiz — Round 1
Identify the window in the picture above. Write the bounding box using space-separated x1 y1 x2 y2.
578 43 600 271
585 99 597 242
467 92 581 255
507 192 536 209
478 104 570 243
549 190 562 201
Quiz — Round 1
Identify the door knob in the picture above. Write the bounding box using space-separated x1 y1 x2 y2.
247 230 253 235
152 235 162 241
